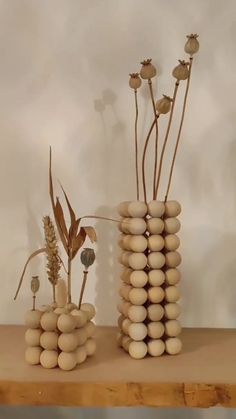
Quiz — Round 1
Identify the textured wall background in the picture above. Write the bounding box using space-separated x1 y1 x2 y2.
0 0 235 417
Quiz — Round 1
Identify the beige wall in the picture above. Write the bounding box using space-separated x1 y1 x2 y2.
1 0 236 332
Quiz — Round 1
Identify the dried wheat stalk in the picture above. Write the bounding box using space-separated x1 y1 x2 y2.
43 215 61 303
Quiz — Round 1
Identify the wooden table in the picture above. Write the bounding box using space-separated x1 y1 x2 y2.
0 325 236 408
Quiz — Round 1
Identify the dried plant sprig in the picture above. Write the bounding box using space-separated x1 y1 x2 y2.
185 34 199 55
43 215 61 303
129 73 141 200
31 276 40 310
142 115 159 203
165 57 194 201
14 248 46 300
154 81 180 199
78 248 96 309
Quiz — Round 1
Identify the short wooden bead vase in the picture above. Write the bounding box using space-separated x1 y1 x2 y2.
25 302 96 370
117 200 182 359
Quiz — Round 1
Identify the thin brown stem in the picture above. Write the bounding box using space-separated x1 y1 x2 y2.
58 255 68 274
33 295 36 310
81 215 120 223
141 115 159 203
52 285 56 304
154 81 180 199
78 270 88 309
148 80 159 199
165 58 193 202
67 256 72 303
134 90 139 200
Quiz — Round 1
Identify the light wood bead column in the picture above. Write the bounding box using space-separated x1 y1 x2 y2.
117 200 182 359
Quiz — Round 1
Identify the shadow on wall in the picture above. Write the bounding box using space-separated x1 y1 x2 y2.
0 407 235 419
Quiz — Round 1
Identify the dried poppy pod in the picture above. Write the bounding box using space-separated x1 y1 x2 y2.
185 34 199 56
140 58 157 79
129 73 142 90
172 60 189 80
156 95 172 114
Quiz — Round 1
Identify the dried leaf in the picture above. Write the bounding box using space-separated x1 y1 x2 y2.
60 182 76 226
55 198 69 241
14 248 46 300
69 218 80 244
31 276 40 294
49 148 68 252
71 228 86 259
82 226 97 243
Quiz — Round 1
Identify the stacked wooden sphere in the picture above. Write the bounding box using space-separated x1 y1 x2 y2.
25 303 96 370
117 200 182 359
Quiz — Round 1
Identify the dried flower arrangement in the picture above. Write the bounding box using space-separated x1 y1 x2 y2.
117 34 199 359
14 149 98 370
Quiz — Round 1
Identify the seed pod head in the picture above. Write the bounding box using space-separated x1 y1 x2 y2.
80 248 95 270
185 34 199 56
156 95 173 114
31 276 40 295
172 60 189 80
129 73 142 90
140 59 157 80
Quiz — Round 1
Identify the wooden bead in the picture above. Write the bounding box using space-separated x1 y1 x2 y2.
58 351 77 371
40 350 58 369
122 318 132 335
164 218 181 234
81 303 96 321
57 314 76 333
129 341 147 359
40 312 58 332
119 251 132 267
123 235 132 250
148 339 165 357
122 302 132 316
165 320 181 337
40 305 53 313
147 321 165 339
120 268 132 284
118 314 126 329
117 300 127 315
25 346 42 365
76 345 87 364
128 305 147 323
129 288 147 305
164 303 181 319
147 218 164 234
165 251 181 268
148 252 165 269
147 304 164 321
128 218 146 235
58 332 78 352
40 331 58 350
165 337 182 355
130 270 148 287
165 286 180 303
117 201 130 217
120 218 130 234
65 303 78 312
76 328 87 346
118 234 125 249
117 332 124 347
25 310 42 329
129 322 147 341
165 201 181 217
148 201 165 217
128 201 147 218
148 235 164 251
164 234 180 251
84 321 96 338
165 268 181 285
25 328 42 346
70 309 87 328
54 307 68 315
129 253 147 270
148 270 165 286
119 284 132 300
85 338 96 356
122 336 132 352
148 287 165 303
129 235 147 252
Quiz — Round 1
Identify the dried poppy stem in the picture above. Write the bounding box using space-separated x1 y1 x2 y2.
154 81 180 199
78 270 88 309
134 89 140 200
165 58 193 202
148 80 159 199
141 115 159 203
